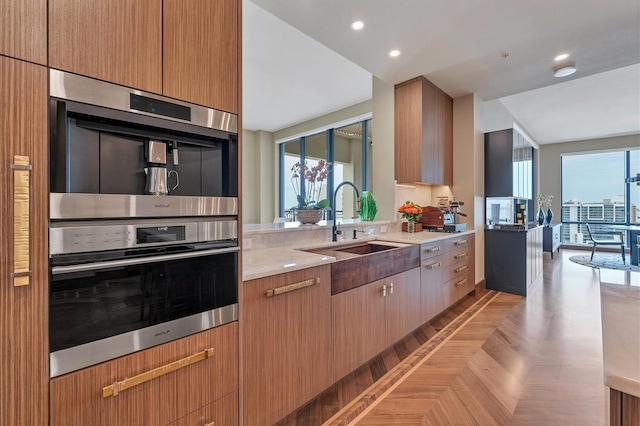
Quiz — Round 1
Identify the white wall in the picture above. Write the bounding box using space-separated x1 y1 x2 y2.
371 76 396 220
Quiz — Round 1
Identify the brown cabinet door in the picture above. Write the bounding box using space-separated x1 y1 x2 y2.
421 256 445 322
50 323 238 426
49 0 163 93
0 56 48 426
332 278 387 382
394 76 453 185
163 0 240 112
243 266 332 426
0 0 46 64
386 268 422 345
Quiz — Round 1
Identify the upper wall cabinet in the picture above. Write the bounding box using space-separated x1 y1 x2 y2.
163 0 240 113
0 0 47 64
485 128 533 198
395 76 453 185
49 0 163 93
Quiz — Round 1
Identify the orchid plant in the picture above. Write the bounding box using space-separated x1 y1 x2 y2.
291 160 332 210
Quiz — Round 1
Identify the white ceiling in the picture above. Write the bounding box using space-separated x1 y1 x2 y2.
243 0 640 144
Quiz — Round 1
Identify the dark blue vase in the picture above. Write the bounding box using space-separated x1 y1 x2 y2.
545 208 554 226
537 208 545 226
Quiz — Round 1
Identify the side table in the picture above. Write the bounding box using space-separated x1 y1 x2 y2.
543 223 562 258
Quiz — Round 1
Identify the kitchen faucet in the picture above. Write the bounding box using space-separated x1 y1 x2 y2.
332 181 360 242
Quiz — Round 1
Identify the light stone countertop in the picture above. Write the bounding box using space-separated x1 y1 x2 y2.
599 269 640 398
241 229 475 281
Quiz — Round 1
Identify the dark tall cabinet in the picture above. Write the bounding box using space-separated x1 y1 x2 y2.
485 128 533 199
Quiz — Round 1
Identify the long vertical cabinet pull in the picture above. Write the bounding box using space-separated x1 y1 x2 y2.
11 155 31 286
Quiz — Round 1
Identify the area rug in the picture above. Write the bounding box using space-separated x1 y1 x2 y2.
569 254 640 272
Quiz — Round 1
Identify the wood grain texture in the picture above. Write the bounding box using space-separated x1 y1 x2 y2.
163 0 239 112
331 245 420 294
322 249 609 425
12 155 30 286
169 391 238 426
0 56 48 426
49 0 163 93
386 268 422 346
394 76 453 185
242 266 332 426
332 277 387 382
50 323 238 426
0 0 47 64
421 255 445 323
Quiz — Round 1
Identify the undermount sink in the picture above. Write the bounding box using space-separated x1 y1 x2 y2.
300 241 397 257
298 241 420 294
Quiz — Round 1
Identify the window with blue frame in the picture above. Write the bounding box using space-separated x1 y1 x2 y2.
279 119 372 220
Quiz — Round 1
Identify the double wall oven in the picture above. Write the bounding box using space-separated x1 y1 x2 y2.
48 70 239 377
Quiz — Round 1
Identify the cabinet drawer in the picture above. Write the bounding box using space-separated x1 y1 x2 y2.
421 241 445 260
421 256 445 283
446 236 471 254
444 261 470 283
169 391 237 426
50 323 238 426
445 276 471 307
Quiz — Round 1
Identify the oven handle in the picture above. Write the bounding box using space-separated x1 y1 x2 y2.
50 246 240 275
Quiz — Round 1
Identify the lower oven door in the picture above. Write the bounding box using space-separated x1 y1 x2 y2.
49 247 238 377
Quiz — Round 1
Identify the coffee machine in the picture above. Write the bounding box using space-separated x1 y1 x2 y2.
144 140 179 195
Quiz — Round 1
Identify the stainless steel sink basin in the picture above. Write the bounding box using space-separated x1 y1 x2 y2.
334 242 396 255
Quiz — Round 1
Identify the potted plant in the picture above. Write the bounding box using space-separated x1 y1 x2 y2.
398 201 423 233
291 160 332 224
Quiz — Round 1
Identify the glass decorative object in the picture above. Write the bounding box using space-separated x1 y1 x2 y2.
359 191 378 221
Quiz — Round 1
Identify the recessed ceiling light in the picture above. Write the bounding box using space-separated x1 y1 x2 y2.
389 50 401 57
351 21 364 30
554 53 570 61
554 64 577 77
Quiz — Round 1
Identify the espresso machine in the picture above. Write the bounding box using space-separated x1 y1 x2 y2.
144 140 179 195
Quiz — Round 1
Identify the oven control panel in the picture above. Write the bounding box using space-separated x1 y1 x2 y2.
49 220 237 256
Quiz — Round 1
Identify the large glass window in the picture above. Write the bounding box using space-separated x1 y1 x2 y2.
279 119 372 220
561 149 639 246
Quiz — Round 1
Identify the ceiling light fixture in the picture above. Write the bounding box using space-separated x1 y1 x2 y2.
554 53 570 61
553 63 577 77
389 49 400 57
351 21 364 30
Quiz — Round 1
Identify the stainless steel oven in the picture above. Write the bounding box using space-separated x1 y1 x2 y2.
49 194 239 377
47 70 240 377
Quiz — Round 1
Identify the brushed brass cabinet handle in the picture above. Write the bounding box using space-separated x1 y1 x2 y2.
455 278 467 287
454 265 468 273
454 239 468 246
102 348 215 398
266 278 319 297
12 155 32 287
424 246 440 253
424 262 441 270
381 284 387 297
204 422 215 426
454 252 468 259
389 282 394 295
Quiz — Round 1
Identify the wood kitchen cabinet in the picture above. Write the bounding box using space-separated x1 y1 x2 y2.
395 76 453 185
421 235 475 323
332 268 422 382
169 391 238 426
49 0 163 93
0 56 48 426
48 0 241 112
0 0 47 64
50 323 238 426
242 266 332 426
164 0 240 113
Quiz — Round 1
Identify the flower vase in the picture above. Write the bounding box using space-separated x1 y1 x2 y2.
407 221 415 233
359 191 378 221
545 208 554 226
537 207 545 226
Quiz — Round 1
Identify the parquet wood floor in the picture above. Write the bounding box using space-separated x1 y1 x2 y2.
278 249 608 425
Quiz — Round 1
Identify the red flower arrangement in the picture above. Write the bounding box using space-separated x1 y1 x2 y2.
397 201 423 222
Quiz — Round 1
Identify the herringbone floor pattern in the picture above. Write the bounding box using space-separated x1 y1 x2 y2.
279 249 608 425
